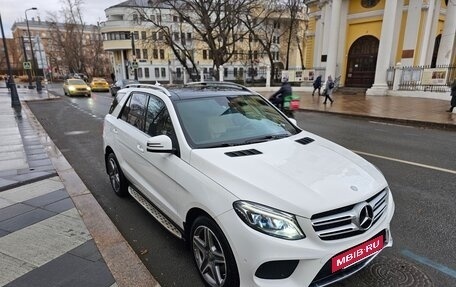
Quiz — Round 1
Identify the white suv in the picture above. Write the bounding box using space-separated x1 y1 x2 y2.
103 82 394 287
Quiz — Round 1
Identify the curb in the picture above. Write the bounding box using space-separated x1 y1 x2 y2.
298 109 456 131
21 102 160 287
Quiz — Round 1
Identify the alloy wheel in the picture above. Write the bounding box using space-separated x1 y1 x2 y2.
108 157 120 193
192 225 227 287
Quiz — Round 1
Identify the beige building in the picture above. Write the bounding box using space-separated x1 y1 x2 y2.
100 0 306 84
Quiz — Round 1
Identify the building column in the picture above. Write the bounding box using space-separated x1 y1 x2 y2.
401 0 423 66
436 2 456 66
313 14 323 68
419 0 436 65
120 50 126 80
423 0 442 65
325 0 342 81
367 0 402 96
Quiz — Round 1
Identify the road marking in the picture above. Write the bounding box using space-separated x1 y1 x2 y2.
369 121 415 128
402 249 456 279
352 150 456 175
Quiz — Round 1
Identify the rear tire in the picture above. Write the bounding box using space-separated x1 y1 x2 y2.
106 153 128 197
190 216 239 287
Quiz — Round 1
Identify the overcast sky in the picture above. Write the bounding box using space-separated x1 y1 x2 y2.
1 0 121 37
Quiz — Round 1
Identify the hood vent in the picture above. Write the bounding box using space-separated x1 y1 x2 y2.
295 137 315 145
225 149 262 157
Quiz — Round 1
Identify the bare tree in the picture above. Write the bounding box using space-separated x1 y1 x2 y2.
135 0 265 80
283 0 306 70
47 0 109 77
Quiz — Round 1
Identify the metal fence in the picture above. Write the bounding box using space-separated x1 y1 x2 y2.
391 65 455 92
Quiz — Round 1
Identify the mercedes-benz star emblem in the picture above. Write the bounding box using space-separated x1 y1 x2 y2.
355 203 374 230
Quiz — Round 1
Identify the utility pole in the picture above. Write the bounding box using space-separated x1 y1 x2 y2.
0 13 21 110
21 35 33 88
131 32 138 80
25 7 41 92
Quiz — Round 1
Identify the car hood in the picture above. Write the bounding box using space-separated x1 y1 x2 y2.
189 132 387 218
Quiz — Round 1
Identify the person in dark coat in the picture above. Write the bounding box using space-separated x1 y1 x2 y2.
312 75 322 96
447 79 456 112
269 77 292 110
323 75 335 104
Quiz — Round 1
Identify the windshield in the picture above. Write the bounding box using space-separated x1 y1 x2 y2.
174 94 299 148
68 79 86 85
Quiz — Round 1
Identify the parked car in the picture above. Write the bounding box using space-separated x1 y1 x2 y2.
103 82 394 287
109 79 139 96
89 77 110 92
63 78 91 97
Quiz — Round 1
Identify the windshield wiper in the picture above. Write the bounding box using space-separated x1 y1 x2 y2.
243 134 290 144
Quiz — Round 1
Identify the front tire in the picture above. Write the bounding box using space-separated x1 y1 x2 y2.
106 153 128 197
191 216 239 287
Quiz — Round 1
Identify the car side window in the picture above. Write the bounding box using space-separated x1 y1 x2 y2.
119 92 148 130
145 96 169 136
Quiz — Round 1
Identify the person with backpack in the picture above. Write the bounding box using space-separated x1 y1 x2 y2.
312 75 322 96
323 75 335 104
269 76 295 117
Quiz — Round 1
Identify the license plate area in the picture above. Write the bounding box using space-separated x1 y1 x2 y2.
331 232 385 273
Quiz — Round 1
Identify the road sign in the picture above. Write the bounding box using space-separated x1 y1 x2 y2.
23 62 32 70
131 61 139 69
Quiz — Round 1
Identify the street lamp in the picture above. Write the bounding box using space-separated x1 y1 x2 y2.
131 32 138 80
25 7 41 92
0 12 20 110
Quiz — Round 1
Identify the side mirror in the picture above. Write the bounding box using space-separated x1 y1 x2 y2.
146 135 174 153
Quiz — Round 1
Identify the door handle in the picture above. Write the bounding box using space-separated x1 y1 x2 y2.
112 128 118 134
136 144 144 152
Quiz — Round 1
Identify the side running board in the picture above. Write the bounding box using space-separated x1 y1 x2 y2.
128 186 182 239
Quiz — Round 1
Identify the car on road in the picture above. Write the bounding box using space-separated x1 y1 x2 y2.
89 77 110 92
63 78 91 97
110 79 139 96
103 82 394 287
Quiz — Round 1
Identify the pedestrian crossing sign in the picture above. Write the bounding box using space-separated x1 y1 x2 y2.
23 62 32 70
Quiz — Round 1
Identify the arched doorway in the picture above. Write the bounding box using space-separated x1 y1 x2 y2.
345 36 379 88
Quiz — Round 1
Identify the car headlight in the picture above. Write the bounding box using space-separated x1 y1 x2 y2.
233 201 305 240
86 87 91 91
69 86 76 91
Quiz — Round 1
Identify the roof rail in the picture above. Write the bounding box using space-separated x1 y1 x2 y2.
124 83 172 97
185 81 255 93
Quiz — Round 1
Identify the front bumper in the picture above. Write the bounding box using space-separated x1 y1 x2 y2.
216 193 394 287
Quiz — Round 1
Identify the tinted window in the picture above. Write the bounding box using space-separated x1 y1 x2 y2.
120 92 148 130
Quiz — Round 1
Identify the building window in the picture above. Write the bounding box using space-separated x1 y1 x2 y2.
233 68 238 77
176 68 182 78
361 0 380 8
145 68 150 78
224 68 228 77
203 50 207 60
133 31 139 40
141 31 146 39
152 32 157 40
142 49 148 59
136 49 141 58
155 68 160 78
137 68 143 78
187 32 192 40
159 49 165 59
153 49 158 59
239 67 244 77
173 15 179 22
161 68 166 77
158 32 164 40
174 32 179 41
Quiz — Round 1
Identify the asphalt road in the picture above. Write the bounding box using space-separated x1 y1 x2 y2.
27 86 456 287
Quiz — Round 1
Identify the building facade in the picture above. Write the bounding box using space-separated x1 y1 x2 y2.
11 18 109 79
304 0 455 95
100 0 306 84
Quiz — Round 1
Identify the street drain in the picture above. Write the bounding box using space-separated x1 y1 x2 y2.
334 255 433 287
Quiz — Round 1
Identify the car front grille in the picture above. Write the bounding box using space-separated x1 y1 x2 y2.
310 188 388 241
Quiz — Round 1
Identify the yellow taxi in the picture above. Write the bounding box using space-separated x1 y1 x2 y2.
63 78 91 97
89 77 110 92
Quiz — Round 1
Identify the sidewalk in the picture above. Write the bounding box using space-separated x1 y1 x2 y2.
0 83 454 287
258 88 456 130
0 85 159 287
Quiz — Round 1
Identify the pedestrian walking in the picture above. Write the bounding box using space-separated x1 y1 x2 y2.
447 79 456 112
110 72 116 83
323 75 335 104
312 75 322 96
